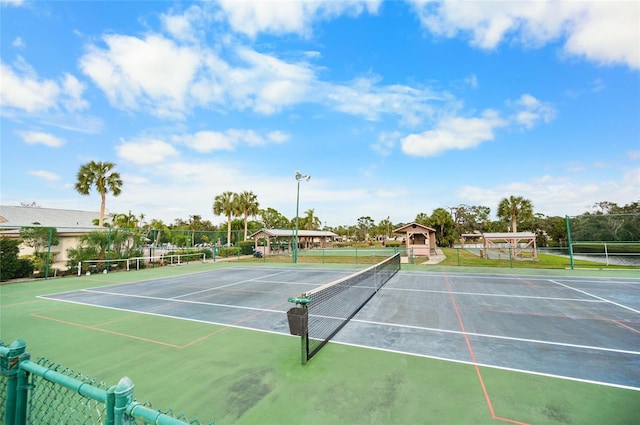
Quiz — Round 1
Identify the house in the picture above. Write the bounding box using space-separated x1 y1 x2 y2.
393 222 437 256
0 205 100 266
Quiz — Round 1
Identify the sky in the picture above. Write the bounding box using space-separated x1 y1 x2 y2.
1 0 639 228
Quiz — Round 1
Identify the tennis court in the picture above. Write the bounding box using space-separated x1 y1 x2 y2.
39 265 640 390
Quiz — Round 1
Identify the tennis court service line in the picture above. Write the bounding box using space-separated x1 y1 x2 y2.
388 286 605 303
351 317 640 356
548 279 640 314
442 272 529 425
81 289 286 314
171 270 291 299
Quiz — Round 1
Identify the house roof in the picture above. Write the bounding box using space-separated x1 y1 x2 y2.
0 205 101 232
482 232 536 239
249 228 337 238
393 222 436 233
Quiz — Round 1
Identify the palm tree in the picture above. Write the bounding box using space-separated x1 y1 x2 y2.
237 191 260 240
497 195 534 233
429 208 453 245
213 191 240 246
302 208 321 230
75 161 123 227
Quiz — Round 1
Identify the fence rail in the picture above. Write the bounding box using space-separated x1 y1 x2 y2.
0 340 214 425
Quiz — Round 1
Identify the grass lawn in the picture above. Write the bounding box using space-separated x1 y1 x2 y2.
438 247 637 270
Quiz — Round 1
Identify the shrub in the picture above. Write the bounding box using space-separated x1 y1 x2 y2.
15 258 34 279
217 247 241 257
238 241 255 255
0 238 21 281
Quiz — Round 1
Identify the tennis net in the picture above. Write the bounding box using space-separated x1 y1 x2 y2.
300 252 400 361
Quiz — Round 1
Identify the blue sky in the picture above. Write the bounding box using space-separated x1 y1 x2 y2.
1 0 639 227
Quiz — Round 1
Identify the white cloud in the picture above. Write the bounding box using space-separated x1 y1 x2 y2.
79 34 201 118
216 0 381 37
12 37 25 48
116 138 180 165
627 150 640 161
400 110 506 157
61 73 89 111
175 131 234 152
17 131 65 147
0 0 25 6
174 128 289 152
267 130 290 143
371 131 400 157
409 0 640 69
324 76 445 125
458 169 640 218
510 94 556 128
0 58 89 115
28 170 61 181
0 60 60 112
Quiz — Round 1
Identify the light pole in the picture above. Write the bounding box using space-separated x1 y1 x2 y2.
294 171 310 263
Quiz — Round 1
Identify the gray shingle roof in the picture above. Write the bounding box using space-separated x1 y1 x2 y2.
0 205 101 231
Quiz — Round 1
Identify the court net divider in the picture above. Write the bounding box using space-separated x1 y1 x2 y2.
287 252 401 364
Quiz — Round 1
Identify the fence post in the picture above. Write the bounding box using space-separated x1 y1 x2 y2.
14 351 32 425
114 376 135 425
565 215 575 270
105 385 116 425
1 339 27 425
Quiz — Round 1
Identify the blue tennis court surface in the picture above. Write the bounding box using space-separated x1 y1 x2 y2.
40 267 640 390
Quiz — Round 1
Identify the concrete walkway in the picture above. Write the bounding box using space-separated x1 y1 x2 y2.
421 248 446 265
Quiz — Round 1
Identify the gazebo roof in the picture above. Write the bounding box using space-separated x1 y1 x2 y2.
393 222 436 233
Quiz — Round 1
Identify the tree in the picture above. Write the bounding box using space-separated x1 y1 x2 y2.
356 216 374 241
75 161 123 227
0 238 31 281
213 191 240 246
148 219 169 246
497 195 534 233
19 227 59 256
429 208 455 247
302 208 321 230
237 191 260 240
259 207 290 229
378 217 393 241
112 211 138 228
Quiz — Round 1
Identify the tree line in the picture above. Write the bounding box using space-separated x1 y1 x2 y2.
69 161 640 247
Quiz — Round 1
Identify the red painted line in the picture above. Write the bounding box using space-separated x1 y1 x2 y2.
442 273 530 425
31 313 184 348
613 320 640 335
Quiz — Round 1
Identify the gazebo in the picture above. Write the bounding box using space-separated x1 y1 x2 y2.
248 228 337 255
480 232 537 259
393 222 437 256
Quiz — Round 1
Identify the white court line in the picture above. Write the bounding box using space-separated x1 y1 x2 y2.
549 279 640 314
57 289 286 314
173 270 291 299
351 318 640 356
386 287 605 303
34 296 292 339
330 340 640 392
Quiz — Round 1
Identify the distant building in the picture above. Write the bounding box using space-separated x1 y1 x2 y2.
248 228 338 255
0 205 100 266
393 222 437 256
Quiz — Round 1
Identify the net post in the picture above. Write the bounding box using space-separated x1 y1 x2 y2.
287 297 310 365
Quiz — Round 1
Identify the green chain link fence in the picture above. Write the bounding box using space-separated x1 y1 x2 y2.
0 340 215 425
